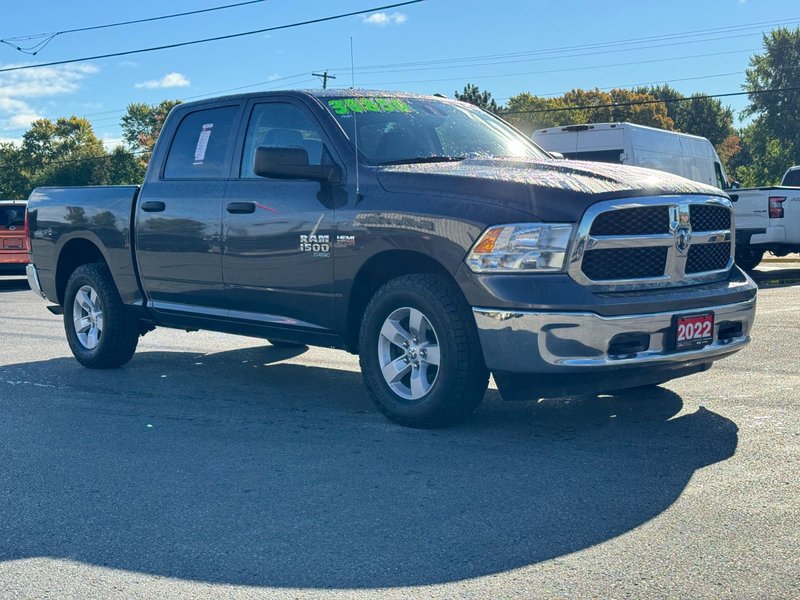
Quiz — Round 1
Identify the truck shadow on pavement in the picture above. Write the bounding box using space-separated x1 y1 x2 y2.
0 277 29 292
0 346 738 589
750 266 800 288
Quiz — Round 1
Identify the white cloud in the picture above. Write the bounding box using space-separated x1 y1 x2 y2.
100 134 124 151
362 12 407 26
134 72 190 90
0 62 98 133
118 60 139 68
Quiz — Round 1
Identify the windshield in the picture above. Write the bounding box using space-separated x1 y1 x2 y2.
323 96 549 165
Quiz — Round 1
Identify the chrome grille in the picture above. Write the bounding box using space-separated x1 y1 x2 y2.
568 196 734 290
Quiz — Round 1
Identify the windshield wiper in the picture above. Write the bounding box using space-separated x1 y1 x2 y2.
376 156 466 166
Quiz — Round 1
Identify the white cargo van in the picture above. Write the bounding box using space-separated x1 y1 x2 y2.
532 122 730 189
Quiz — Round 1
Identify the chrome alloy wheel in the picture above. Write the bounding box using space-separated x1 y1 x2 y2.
72 284 103 350
378 306 441 401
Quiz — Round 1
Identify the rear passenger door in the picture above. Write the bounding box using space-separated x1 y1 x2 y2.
221 98 340 332
135 102 242 313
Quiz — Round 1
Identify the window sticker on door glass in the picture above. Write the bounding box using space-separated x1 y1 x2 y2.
327 98 412 116
193 123 214 164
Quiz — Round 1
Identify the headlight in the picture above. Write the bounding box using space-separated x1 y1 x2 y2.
466 223 574 273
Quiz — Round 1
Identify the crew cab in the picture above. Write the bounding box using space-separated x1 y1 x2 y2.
25 90 757 427
730 165 800 270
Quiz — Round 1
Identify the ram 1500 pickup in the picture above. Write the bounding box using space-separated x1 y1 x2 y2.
25 90 758 427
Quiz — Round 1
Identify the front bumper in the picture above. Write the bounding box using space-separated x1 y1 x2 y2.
474 296 755 374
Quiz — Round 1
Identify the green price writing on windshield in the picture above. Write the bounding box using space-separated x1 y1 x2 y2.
328 98 412 115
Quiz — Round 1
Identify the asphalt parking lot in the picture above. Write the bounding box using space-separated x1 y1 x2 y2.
0 268 798 599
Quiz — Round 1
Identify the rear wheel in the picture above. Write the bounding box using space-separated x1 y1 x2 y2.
358 274 489 428
735 246 764 272
64 263 139 369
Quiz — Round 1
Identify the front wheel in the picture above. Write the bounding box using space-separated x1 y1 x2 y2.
358 274 489 428
735 246 764 272
64 263 139 369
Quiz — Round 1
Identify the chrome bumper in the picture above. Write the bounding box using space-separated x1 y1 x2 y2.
26 263 48 301
473 297 755 373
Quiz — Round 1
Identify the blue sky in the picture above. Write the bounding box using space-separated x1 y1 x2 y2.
0 0 797 148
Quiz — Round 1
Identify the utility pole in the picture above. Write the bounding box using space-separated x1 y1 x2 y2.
312 70 336 89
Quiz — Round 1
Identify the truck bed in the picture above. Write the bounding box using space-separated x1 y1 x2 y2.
27 185 142 306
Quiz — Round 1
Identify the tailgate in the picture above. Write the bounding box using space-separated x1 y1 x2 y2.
0 204 27 253
730 189 768 232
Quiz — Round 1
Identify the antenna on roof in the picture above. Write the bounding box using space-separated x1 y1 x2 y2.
350 37 361 199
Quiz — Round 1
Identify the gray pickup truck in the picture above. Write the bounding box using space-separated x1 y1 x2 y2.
25 90 757 427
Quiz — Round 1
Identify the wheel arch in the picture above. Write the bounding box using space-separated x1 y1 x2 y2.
345 249 463 352
55 237 108 305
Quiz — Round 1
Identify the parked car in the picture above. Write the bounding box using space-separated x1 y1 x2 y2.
25 91 756 427
532 122 730 189
728 165 800 270
0 200 28 275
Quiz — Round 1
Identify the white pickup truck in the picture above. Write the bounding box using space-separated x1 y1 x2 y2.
732 166 800 270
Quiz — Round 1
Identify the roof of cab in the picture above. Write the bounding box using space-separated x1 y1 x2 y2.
173 89 454 111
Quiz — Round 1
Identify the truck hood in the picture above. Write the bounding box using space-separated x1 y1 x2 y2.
375 158 725 221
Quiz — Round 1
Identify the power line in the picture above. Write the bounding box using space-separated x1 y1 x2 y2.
349 47 760 87
319 16 800 74
0 0 426 73
0 1 270 55
500 86 800 116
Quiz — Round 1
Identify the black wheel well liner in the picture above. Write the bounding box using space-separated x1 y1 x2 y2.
345 250 460 352
55 238 106 305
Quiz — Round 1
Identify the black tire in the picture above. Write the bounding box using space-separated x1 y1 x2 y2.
268 339 307 348
358 274 489 428
735 246 764 272
63 263 139 369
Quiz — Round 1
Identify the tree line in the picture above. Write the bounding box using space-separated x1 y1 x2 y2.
456 27 799 187
1 28 798 198
0 100 179 199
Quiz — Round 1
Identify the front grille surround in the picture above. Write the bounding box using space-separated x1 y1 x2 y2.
568 196 734 291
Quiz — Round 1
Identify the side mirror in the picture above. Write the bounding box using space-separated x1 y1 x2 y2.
548 151 565 160
729 180 741 190
253 146 341 184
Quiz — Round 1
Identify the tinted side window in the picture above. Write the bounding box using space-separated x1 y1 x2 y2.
240 102 327 178
783 170 800 187
564 149 623 164
164 106 238 179
714 162 726 190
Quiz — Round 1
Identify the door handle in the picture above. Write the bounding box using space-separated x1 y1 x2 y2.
140 201 166 212
226 202 256 214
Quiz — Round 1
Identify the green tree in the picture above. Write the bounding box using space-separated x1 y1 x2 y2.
20 117 108 191
503 93 574 134
100 146 146 185
503 88 672 134
121 99 181 169
454 84 499 113
0 143 30 198
641 85 735 146
740 27 800 184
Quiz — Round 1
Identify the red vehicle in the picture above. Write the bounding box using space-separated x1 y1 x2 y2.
0 200 28 275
